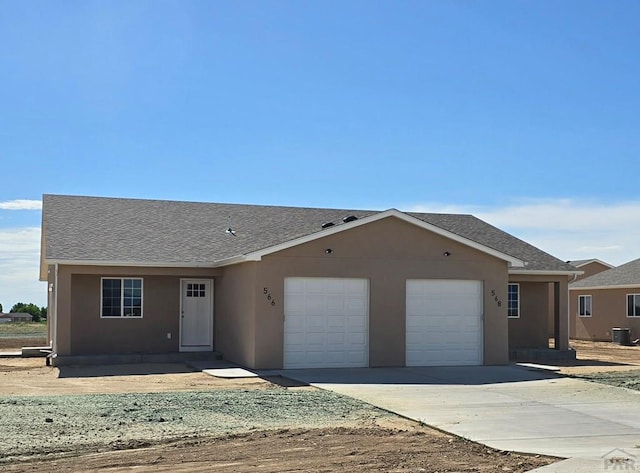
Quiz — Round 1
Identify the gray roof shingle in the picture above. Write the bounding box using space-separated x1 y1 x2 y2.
42 194 576 272
571 258 640 288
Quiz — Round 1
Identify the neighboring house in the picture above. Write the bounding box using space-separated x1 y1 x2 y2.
567 259 614 282
547 258 614 336
40 194 579 368
0 312 34 323
570 258 640 341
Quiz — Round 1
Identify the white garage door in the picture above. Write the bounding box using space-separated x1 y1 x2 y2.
284 277 369 369
406 279 483 366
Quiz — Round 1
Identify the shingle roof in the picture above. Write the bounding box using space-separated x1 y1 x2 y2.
42 194 576 273
571 258 640 288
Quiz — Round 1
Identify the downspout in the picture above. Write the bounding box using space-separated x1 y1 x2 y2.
52 263 59 361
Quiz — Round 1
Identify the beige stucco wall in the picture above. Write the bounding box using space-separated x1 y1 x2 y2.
249 216 510 369
56 265 221 356
214 262 257 367
574 262 610 282
571 287 640 341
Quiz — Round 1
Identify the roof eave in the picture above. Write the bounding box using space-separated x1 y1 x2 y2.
45 259 219 269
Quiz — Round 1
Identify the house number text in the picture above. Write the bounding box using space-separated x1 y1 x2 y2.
490 289 502 307
263 287 276 306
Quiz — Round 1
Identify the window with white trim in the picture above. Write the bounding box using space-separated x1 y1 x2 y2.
507 283 519 318
578 295 592 317
101 278 143 317
627 294 640 317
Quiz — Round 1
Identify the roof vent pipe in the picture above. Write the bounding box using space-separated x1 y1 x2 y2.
321 222 335 229
343 215 358 223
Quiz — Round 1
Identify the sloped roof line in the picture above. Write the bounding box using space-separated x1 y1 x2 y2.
216 209 526 267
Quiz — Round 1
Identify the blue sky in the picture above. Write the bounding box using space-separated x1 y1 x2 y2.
1 1 639 308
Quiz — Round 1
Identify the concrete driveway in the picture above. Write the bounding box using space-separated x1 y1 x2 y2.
265 365 640 472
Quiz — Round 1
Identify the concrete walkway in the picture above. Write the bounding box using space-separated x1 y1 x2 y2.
264 365 640 472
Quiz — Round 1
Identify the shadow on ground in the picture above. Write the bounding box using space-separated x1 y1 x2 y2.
264 365 564 386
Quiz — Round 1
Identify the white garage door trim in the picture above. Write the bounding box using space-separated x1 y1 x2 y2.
406 279 483 366
284 277 369 369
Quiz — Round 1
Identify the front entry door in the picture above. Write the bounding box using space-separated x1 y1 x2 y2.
180 279 214 351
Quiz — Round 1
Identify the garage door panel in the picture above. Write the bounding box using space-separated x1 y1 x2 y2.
347 352 367 364
327 332 346 344
347 298 367 315
326 298 346 314
347 316 367 330
406 279 483 366
305 333 324 345
327 316 346 329
284 277 369 369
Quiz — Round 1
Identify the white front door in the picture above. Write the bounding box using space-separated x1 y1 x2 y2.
180 279 214 351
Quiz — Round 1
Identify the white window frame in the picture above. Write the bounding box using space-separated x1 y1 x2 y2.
578 295 592 317
627 294 640 318
507 283 520 318
100 277 144 318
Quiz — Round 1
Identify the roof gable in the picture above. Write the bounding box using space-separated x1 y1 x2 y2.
568 259 614 269
219 209 525 267
571 258 640 289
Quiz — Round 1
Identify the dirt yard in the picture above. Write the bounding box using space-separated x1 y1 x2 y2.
559 339 640 375
559 339 640 390
0 358 555 473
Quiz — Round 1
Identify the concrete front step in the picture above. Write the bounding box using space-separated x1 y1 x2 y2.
510 348 576 362
0 350 23 358
21 346 52 357
52 351 223 367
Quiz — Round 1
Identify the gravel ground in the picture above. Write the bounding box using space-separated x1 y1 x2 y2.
0 359 558 472
0 387 391 463
569 369 640 390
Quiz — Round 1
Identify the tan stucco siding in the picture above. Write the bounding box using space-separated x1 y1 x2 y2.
215 262 257 367
571 287 640 341
70 274 180 354
574 262 610 282
251 216 510 369
57 265 221 356
56 266 72 355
